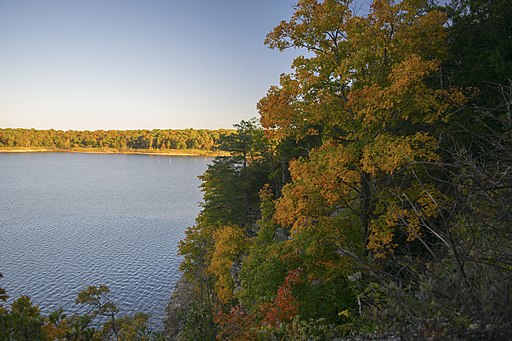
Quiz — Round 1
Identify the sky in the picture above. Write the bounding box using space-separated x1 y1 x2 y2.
0 0 300 130
0 0 451 131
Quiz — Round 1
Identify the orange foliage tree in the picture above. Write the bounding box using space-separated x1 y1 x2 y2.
260 269 301 327
259 0 466 260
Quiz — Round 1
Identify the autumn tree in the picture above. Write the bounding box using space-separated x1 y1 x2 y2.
177 0 511 338
259 0 465 263
206 226 248 304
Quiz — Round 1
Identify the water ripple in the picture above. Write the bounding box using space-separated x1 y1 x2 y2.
0 153 211 329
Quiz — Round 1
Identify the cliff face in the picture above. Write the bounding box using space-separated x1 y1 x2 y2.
163 276 195 340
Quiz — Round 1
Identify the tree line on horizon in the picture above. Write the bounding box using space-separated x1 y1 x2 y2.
0 128 234 151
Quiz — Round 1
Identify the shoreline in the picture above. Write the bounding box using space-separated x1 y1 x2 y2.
0 148 227 157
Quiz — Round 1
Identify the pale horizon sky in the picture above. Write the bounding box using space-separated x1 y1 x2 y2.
0 0 300 131
0 0 450 131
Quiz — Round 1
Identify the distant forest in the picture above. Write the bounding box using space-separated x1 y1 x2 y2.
0 128 233 151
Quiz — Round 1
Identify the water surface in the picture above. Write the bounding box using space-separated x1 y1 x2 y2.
0 152 210 327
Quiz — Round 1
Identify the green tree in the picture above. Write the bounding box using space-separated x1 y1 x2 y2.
219 118 266 169
0 295 46 341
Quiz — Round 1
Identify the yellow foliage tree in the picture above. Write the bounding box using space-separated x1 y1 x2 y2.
206 226 248 303
260 0 466 259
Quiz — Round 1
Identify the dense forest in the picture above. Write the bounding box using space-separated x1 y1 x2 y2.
170 0 512 340
1 0 511 339
0 128 233 152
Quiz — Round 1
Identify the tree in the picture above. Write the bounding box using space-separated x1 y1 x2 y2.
206 226 248 304
219 118 266 169
75 285 122 340
445 0 512 95
0 295 46 340
260 0 465 259
198 119 273 226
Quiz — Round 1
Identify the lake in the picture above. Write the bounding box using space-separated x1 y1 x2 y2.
0 152 211 328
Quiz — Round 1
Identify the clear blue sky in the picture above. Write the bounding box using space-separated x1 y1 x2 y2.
0 0 451 131
0 0 299 130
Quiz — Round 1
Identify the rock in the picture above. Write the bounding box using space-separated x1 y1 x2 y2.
230 257 243 295
468 322 480 330
163 275 195 340
275 227 289 241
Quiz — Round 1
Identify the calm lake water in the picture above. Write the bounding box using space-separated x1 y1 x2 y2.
0 152 210 328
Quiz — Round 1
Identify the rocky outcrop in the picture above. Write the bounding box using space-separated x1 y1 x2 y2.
163 275 195 340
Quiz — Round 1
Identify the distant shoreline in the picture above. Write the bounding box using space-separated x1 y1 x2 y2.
0 147 226 157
